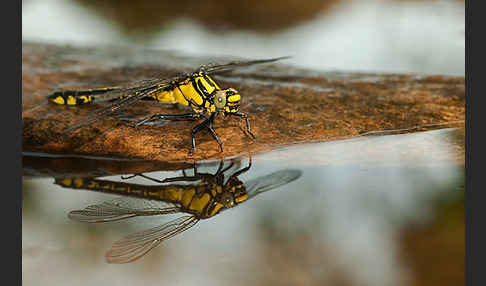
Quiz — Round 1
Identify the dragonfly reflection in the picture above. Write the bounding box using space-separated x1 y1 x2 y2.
55 159 302 263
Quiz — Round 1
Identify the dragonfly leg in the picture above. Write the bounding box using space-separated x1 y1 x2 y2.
134 113 199 128
230 112 256 139
206 114 223 152
220 161 234 174
191 112 223 153
121 174 138 180
121 173 168 183
161 175 204 183
161 164 215 183
214 160 224 175
229 156 252 178
122 171 207 183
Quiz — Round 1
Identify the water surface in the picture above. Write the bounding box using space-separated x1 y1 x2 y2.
22 128 464 286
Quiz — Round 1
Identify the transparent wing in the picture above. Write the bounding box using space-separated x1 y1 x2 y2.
63 80 173 134
105 215 199 264
244 169 302 199
199 56 290 75
68 197 181 223
83 75 192 102
78 78 166 103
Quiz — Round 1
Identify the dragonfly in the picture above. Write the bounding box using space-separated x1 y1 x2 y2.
48 57 289 153
55 158 302 263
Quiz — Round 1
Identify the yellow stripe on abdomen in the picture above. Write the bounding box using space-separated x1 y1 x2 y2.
188 193 211 213
67 96 76 105
154 186 186 202
48 92 94 105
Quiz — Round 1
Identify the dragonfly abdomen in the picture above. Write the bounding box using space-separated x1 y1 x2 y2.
55 177 172 198
56 178 218 217
49 87 127 105
47 82 198 109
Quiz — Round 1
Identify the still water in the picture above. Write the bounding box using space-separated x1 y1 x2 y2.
22 128 464 286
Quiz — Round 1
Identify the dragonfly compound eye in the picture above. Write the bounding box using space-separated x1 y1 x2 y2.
214 91 227 110
219 192 235 208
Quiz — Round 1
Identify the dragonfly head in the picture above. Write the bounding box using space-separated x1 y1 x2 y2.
218 192 236 208
216 178 249 209
213 88 241 114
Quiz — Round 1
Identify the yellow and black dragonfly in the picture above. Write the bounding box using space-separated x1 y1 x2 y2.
48 57 289 153
55 159 302 263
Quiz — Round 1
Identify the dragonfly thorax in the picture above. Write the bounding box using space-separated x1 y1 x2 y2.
186 74 241 116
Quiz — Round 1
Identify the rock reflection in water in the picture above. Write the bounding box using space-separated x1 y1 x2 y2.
22 128 464 286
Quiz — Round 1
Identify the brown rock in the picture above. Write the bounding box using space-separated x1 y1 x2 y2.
22 42 465 163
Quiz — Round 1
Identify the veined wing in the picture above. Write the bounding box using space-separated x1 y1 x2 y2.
105 215 199 263
244 169 302 199
68 197 180 223
86 74 193 102
79 78 169 103
63 80 172 134
199 56 290 75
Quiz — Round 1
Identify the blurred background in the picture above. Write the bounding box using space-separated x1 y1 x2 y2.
22 0 465 75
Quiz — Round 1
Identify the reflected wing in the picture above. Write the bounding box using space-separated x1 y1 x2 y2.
68 197 180 223
63 80 173 134
105 215 199 264
244 169 302 199
200 56 290 75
